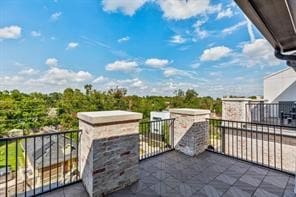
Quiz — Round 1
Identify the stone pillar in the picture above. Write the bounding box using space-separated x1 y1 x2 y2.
169 108 210 156
222 98 251 122
77 110 143 197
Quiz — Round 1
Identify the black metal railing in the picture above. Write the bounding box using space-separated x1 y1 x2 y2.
246 102 296 126
207 119 296 174
139 119 174 160
0 130 81 197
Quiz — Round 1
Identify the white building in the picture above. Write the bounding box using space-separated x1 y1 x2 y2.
264 67 296 103
150 111 170 134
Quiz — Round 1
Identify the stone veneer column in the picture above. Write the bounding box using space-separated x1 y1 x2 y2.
77 111 143 197
169 108 210 156
222 98 251 122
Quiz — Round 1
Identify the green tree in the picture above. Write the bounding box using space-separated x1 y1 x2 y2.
84 84 93 96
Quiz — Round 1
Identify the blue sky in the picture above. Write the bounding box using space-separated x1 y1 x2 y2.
0 0 287 97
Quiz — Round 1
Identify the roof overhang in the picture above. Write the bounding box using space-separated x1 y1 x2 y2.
235 0 296 69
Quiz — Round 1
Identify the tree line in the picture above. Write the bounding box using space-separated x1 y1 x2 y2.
0 85 222 137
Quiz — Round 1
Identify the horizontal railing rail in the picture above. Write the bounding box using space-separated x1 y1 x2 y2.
139 118 174 160
0 130 81 197
207 118 296 174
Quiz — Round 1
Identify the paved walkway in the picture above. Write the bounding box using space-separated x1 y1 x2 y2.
43 151 295 197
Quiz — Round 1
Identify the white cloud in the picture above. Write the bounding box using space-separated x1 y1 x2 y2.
19 68 39 76
163 67 197 79
222 21 247 35
43 60 93 85
66 42 79 50
200 46 231 61
122 78 145 88
102 0 148 16
101 0 223 21
131 78 144 88
92 76 108 83
106 60 138 71
190 63 200 69
163 68 180 77
216 8 233 19
158 0 210 20
145 58 169 68
0 25 22 39
235 76 245 81
246 19 255 42
241 39 282 67
216 39 283 69
45 58 58 67
193 19 209 39
104 78 147 91
1 62 94 92
50 12 62 21
209 71 222 77
0 76 24 86
28 67 92 86
31 31 41 37
170 35 186 44
207 3 222 14
118 36 130 43
148 81 202 96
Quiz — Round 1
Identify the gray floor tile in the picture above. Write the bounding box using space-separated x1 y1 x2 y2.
257 182 284 196
175 182 196 197
233 180 257 194
239 174 263 187
149 182 176 196
253 188 281 197
216 174 237 185
246 166 268 176
208 179 231 194
262 174 289 189
222 186 252 197
192 191 209 197
200 185 224 197
283 190 296 197
41 189 65 197
135 186 158 197
43 151 292 197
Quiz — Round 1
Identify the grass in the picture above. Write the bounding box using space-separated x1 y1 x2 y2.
0 141 25 171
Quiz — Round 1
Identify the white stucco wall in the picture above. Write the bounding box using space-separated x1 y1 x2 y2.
150 111 170 121
264 68 296 103
150 111 170 134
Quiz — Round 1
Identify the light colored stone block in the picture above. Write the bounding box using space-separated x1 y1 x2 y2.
222 98 251 122
170 108 210 156
78 110 142 197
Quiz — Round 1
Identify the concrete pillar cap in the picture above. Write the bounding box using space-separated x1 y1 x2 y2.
169 108 210 116
222 98 252 101
77 110 143 125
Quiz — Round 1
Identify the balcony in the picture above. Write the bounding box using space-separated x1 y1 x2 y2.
0 109 295 197
45 151 294 197
246 102 296 127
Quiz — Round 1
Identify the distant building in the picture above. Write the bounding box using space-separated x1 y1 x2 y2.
21 134 78 185
264 67 296 103
150 111 170 134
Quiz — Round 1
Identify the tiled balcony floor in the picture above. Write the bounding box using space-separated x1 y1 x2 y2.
43 151 295 197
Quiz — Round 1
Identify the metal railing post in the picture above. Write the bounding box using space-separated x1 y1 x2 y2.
221 127 225 154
